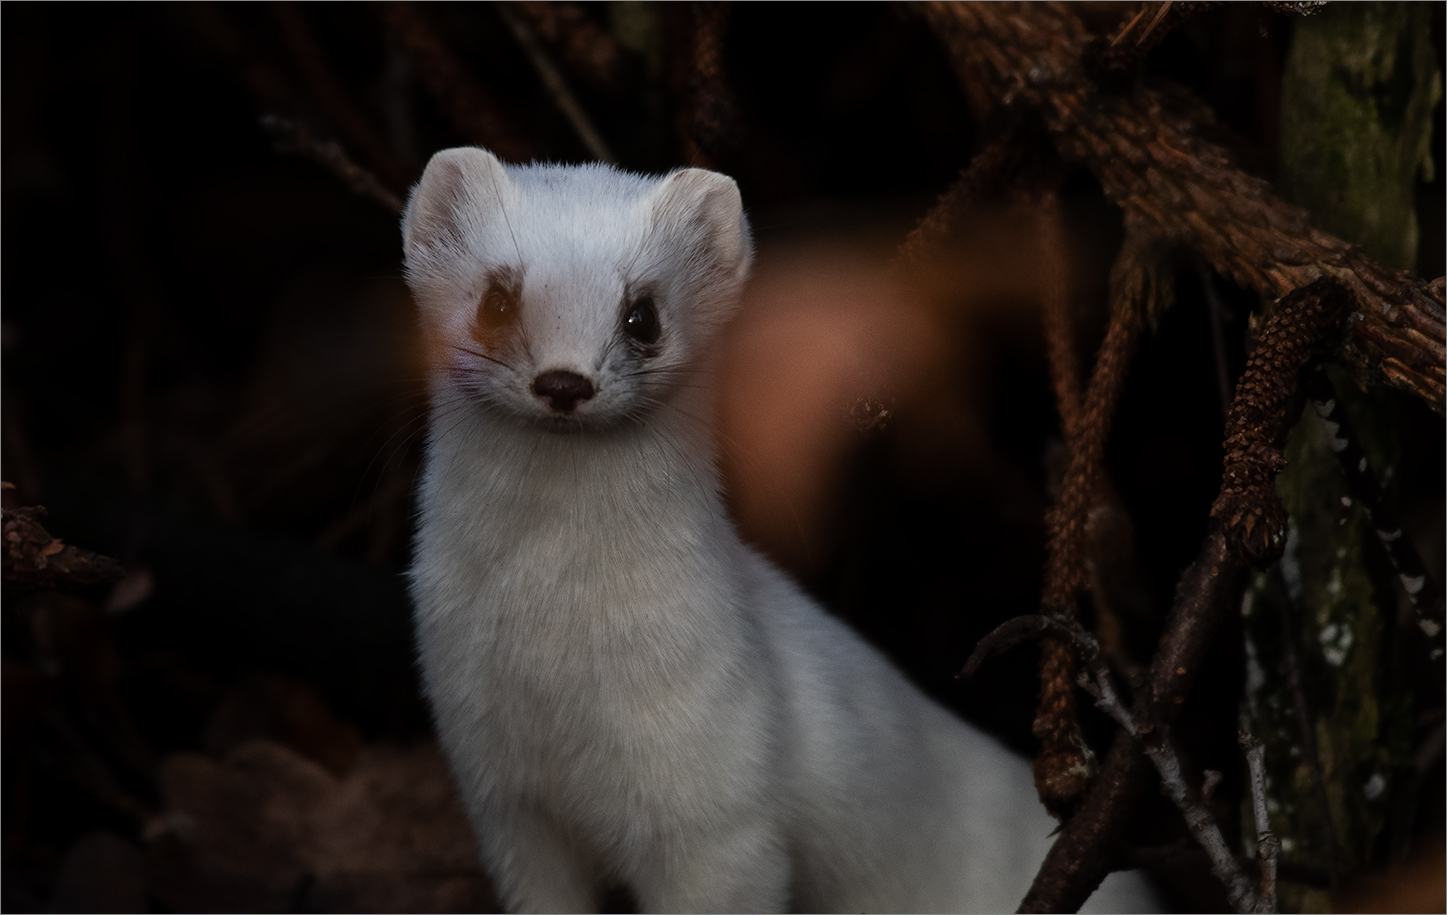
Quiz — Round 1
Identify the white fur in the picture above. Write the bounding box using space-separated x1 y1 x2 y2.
403 148 1155 913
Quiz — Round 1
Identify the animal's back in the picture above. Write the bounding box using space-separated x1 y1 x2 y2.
747 555 1156 912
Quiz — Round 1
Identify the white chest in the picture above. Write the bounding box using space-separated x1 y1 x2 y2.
409 418 776 818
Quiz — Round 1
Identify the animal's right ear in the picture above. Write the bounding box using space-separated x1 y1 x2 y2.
402 147 510 260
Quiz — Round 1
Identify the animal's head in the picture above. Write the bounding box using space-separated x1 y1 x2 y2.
402 147 751 430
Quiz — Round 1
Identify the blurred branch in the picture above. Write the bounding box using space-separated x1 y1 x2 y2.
174 2 300 113
260 114 404 215
895 117 1038 265
374 2 536 161
493 3 616 163
665 2 742 167
270 1 415 192
913 2 1446 414
506 2 633 95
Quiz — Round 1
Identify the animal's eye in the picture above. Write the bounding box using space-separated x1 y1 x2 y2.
623 296 660 345
475 282 519 336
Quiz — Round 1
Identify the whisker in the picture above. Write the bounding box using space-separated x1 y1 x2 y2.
450 343 515 371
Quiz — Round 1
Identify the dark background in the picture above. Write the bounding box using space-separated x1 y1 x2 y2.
2 3 1442 911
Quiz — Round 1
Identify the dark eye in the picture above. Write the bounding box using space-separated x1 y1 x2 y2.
475 282 519 337
623 296 660 345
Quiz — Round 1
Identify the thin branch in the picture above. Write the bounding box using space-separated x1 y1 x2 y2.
1034 221 1169 815
1094 2 1220 73
895 117 1036 265
1017 529 1246 913
972 613 1261 913
493 3 616 163
260 114 404 215
1239 727 1279 914
506 1 634 96
1145 727 1259 914
1032 186 1094 817
1040 189 1083 436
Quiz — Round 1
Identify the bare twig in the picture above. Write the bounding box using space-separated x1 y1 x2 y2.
666 2 741 166
972 612 1261 912
260 114 405 215
493 3 616 163
1018 529 1246 913
1146 726 1259 913
1239 727 1279 914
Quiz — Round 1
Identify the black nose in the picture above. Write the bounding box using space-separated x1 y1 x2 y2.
532 370 595 413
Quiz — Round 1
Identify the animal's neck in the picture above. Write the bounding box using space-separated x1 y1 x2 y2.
422 389 729 558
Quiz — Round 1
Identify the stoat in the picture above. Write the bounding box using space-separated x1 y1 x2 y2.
401 147 1154 913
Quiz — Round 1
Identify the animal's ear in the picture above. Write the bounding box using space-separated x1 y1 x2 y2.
402 147 510 259
650 168 752 278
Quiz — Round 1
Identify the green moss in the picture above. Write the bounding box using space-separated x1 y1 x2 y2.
1280 3 1439 270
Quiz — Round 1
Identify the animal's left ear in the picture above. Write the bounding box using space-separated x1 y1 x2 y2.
650 168 753 280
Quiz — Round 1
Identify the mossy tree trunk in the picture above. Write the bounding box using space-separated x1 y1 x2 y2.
1241 4 1439 911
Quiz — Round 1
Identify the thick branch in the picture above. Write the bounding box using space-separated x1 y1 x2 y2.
1209 277 1353 564
913 1 1445 414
